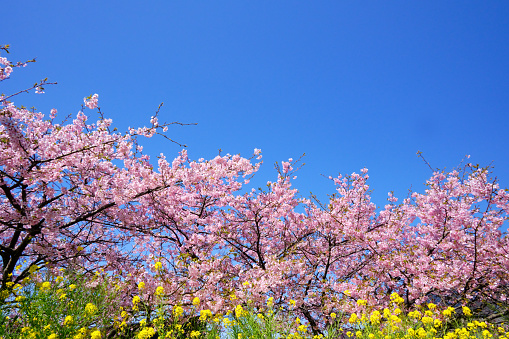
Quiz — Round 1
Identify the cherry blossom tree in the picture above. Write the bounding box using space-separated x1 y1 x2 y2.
1 45 508 335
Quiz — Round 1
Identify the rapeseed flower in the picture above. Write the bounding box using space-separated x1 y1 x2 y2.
443 306 455 317
462 306 472 317
137 327 155 339
390 292 404 304
235 304 245 318
40 281 51 292
349 313 358 324
370 310 381 324
357 299 368 306
155 286 164 296
297 325 308 333
200 309 212 321
416 327 427 338
63 315 73 326
173 305 184 318
421 316 433 326
85 303 97 316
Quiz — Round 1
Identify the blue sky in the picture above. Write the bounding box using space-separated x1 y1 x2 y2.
3 1 509 233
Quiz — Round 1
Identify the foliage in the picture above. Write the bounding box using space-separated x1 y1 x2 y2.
0 266 507 339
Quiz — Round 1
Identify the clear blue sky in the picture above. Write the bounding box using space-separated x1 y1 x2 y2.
3 1 509 233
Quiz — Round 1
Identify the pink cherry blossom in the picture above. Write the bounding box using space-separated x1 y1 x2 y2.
1 49 508 336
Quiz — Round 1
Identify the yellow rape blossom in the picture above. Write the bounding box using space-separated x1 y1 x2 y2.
155 286 164 296
63 315 73 326
390 314 401 324
173 305 184 318
462 306 472 317
443 306 455 317
235 305 246 318
40 281 51 292
200 309 213 321
390 292 404 304
370 310 381 324
408 310 422 319
297 325 308 333
137 327 155 339
416 328 427 338
357 299 368 306
349 313 358 324
482 330 493 339
85 303 97 316
421 316 433 326
193 297 200 306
